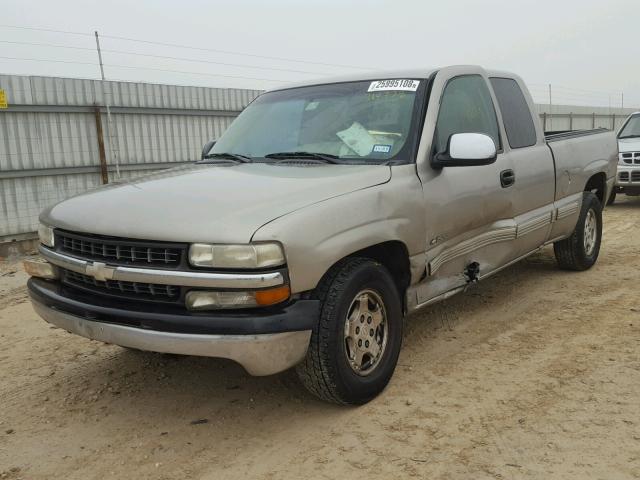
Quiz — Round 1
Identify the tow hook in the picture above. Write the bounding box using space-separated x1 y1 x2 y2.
464 262 480 283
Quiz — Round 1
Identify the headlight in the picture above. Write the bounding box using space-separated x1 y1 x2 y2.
38 223 55 248
186 286 290 310
189 243 285 269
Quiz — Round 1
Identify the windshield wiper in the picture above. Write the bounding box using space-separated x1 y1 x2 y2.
264 151 340 164
200 152 253 163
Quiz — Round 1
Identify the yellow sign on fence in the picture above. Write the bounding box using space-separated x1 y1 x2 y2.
0 89 7 109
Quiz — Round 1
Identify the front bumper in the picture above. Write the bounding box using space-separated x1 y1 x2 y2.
615 165 640 187
28 278 318 376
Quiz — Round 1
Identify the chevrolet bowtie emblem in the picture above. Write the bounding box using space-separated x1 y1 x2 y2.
85 261 116 282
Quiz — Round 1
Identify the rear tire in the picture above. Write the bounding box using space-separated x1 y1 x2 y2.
296 257 403 405
554 192 602 271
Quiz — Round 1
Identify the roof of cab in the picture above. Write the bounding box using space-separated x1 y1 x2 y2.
266 65 520 92
267 67 439 92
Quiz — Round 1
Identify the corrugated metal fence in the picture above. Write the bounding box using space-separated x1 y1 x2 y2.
0 74 260 242
0 74 637 243
534 103 636 131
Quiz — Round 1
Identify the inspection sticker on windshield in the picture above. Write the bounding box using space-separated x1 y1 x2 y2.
373 144 392 153
367 79 420 92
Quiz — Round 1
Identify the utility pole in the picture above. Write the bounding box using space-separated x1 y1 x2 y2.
94 31 120 179
94 31 106 80
548 84 553 131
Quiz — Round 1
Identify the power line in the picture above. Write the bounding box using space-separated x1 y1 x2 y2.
100 34 372 70
529 93 604 102
529 82 621 97
527 88 620 104
0 56 287 82
0 55 98 67
0 24 371 70
104 63 286 83
0 24 92 37
528 85 612 96
0 39 95 51
101 48 325 75
2 24 635 104
0 39 328 75
552 85 620 96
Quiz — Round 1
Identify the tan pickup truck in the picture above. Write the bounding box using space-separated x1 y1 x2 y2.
26 66 617 404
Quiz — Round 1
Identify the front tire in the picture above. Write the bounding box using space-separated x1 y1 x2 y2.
296 258 403 405
607 189 616 206
553 192 602 271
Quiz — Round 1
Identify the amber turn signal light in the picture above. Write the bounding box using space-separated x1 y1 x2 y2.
255 285 291 306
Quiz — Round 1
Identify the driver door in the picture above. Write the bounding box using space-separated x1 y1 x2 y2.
415 69 517 304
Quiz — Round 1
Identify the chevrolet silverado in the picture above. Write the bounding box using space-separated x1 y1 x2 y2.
25 66 618 404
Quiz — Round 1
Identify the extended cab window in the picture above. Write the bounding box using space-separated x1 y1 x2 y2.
434 75 501 154
490 77 537 148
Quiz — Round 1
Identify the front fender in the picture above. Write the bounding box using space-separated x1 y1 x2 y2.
251 165 425 294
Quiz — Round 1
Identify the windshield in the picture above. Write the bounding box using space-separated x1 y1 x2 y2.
209 79 426 162
619 115 640 138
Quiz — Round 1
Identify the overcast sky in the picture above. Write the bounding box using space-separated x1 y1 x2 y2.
1 0 639 108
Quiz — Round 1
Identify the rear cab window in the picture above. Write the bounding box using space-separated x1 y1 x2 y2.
490 78 537 149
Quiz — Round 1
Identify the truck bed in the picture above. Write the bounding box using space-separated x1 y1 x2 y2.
544 127 618 202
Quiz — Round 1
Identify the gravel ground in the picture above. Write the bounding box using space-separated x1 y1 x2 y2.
0 198 639 480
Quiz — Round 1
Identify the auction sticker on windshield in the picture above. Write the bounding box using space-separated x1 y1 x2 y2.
368 79 420 92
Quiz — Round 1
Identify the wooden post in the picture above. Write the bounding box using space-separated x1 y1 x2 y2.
542 112 547 132
592 112 596 129
93 105 109 184
612 114 615 131
569 112 573 130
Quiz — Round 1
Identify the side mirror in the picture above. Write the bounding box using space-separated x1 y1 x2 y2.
201 140 216 160
432 133 497 168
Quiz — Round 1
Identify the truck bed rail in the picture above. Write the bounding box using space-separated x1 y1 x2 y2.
545 128 609 142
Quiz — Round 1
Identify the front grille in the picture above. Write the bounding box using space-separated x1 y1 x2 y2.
62 269 180 302
621 152 640 165
56 230 185 267
620 171 630 181
632 171 640 182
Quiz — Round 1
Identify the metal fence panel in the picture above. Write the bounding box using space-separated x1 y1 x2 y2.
1 173 102 237
102 113 234 166
1 74 259 241
0 74 32 104
23 75 261 110
1 111 101 170
535 104 637 132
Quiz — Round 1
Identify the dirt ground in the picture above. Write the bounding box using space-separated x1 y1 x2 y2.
1 198 639 480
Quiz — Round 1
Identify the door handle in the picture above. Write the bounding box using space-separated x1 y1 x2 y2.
500 169 515 188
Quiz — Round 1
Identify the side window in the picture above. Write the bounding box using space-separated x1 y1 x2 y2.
434 75 501 154
490 77 537 149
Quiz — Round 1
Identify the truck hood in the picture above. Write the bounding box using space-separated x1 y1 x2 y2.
42 163 391 243
618 137 640 152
